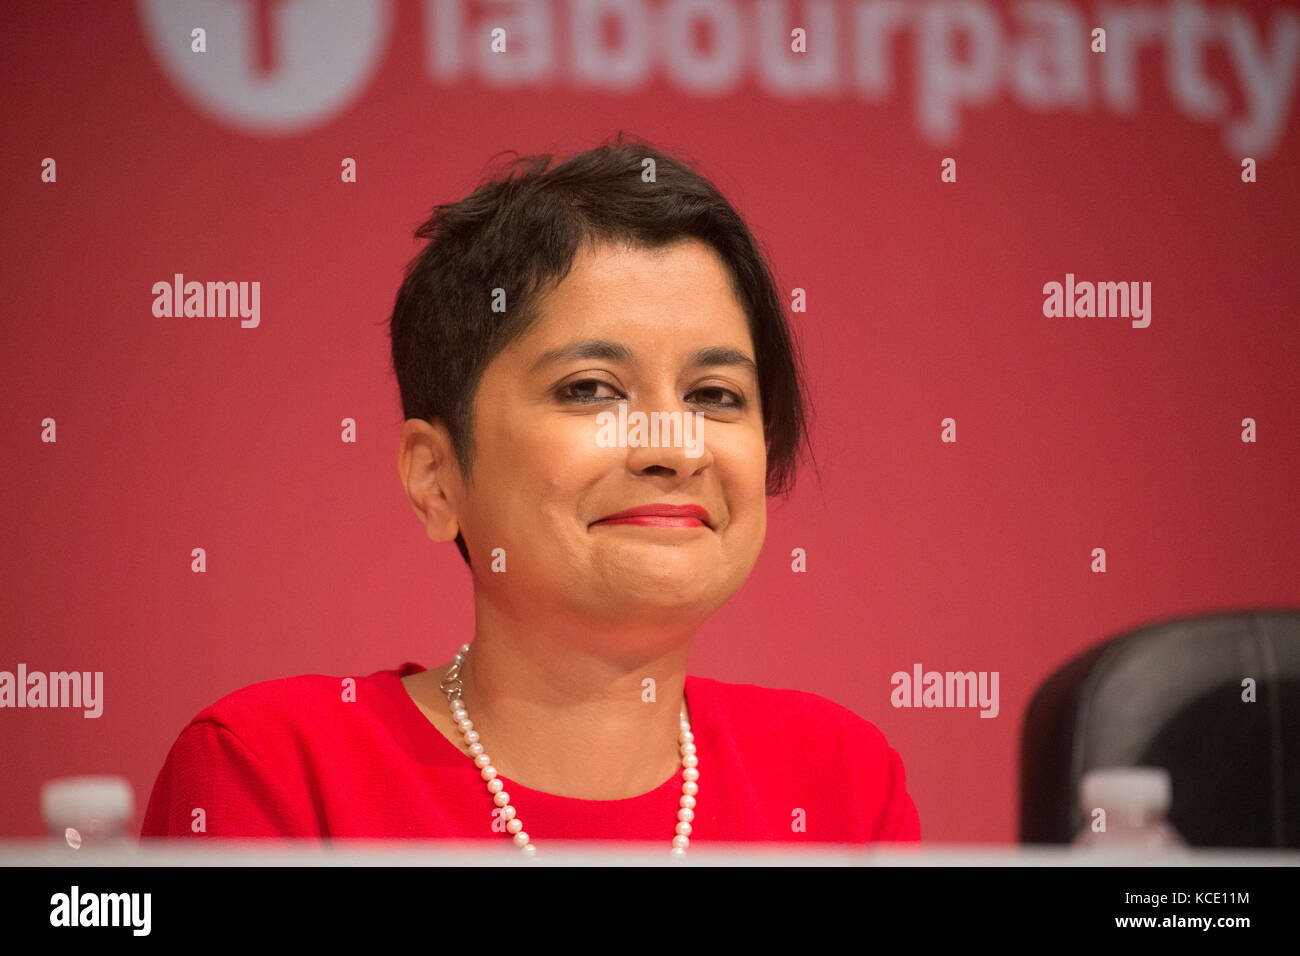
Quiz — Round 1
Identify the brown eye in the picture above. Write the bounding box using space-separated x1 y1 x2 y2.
557 379 623 403
691 387 745 409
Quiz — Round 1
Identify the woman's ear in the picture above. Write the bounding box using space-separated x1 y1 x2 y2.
398 418 464 544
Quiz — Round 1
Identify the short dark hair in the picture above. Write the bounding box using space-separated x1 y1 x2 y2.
387 132 816 567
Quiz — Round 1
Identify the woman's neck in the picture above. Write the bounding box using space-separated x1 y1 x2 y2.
442 626 694 800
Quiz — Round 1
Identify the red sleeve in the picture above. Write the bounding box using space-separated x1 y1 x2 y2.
139 719 322 838
831 703 921 844
871 742 921 843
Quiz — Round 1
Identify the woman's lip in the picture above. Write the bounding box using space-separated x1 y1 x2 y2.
592 504 711 528
593 515 709 529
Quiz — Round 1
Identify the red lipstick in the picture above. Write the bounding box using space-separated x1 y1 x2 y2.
592 503 711 529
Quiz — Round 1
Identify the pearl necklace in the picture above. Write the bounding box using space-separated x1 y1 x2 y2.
438 643 699 856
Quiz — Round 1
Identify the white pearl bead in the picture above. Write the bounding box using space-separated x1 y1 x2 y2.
487 778 503 793
681 743 696 755
465 730 479 743
506 818 523 834
676 822 692 836
683 768 699 782
468 743 484 755
521 843 536 855
481 765 496 780
680 795 696 809
672 835 689 849
683 781 698 795
678 808 694 823
682 755 698 768
493 791 510 807
681 731 694 743
458 719 474 732
474 754 491 768
670 847 685 857
513 832 530 847
500 805 515 820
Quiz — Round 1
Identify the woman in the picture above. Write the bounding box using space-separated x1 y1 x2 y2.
141 134 920 853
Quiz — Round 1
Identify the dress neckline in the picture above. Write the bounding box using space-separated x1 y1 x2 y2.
381 662 693 804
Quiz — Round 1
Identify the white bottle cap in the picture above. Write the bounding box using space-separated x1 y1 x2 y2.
40 776 134 829
1080 766 1172 813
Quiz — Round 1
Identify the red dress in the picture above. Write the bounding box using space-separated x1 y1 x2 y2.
141 663 921 846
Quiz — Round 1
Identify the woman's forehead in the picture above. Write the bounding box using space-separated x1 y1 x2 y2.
528 245 750 341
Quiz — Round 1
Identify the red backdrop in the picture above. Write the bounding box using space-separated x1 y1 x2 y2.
2 0 1297 842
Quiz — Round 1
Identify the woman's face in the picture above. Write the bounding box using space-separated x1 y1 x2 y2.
452 237 768 626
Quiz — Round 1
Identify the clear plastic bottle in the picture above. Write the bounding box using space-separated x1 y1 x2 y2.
1071 767 1187 849
40 776 135 851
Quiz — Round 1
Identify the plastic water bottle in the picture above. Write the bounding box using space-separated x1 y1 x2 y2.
1071 767 1187 849
40 776 134 850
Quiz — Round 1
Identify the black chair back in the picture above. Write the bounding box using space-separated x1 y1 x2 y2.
1019 609 1300 847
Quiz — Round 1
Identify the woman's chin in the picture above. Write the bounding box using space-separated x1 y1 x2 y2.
582 568 736 616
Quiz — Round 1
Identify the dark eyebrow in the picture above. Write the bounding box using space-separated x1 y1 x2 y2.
529 340 634 374
688 345 758 377
529 339 758 377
